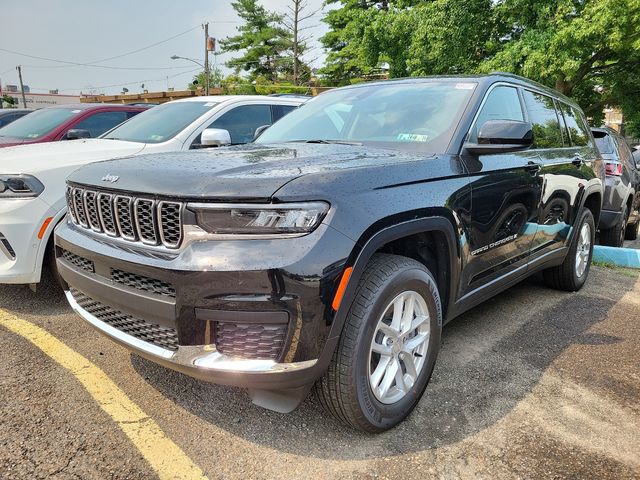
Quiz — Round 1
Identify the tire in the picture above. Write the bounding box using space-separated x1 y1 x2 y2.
314 253 442 432
625 217 639 241
543 208 595 292
600 206 628 247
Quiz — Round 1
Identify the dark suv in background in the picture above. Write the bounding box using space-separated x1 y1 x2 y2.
55 74 603 432
592 127 640 245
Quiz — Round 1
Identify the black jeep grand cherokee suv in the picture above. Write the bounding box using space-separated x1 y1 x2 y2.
55 74 603 432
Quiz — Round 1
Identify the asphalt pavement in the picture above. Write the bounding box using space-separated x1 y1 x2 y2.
1 266 639 479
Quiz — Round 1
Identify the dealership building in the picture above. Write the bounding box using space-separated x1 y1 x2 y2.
1 84 79 109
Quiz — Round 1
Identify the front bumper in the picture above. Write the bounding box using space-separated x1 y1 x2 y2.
55 218 355 390
0 198 53 284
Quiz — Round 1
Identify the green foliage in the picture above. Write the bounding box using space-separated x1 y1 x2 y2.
321 0 640 133
220 0 293 82
1 95 17 107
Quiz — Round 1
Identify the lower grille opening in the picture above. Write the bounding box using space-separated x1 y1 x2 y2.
70 288 178 351
214 322 287 361
61 249 95 273
0 232 16 260
110 268 175 298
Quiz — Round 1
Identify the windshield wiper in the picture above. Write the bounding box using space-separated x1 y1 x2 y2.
288 139 363 146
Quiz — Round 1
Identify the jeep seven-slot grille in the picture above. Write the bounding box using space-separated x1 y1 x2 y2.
70 288 179 351
66 185 182 249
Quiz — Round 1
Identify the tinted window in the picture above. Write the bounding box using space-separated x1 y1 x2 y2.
470 86 524 142
559 103 590 146
208 104 272 144
522 90 563 148
594 132 614 154
0 107 80 139
257 81 477 154
0 114 18 127
73 111 130 138
102 101 217 143
272 104 297 122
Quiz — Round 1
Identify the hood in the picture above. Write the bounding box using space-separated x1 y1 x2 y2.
0 136 28 148
68 143 430 200
0 138 146 174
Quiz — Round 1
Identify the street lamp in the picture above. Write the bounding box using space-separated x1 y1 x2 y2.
171 55 208 95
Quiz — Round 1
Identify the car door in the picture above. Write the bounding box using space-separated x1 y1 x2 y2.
528 98 598 257
460 84 544 294
64 110 131 139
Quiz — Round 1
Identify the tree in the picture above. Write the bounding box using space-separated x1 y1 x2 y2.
319 0 384 85
282 0 318 85
220 0 292 82
320 0 640 132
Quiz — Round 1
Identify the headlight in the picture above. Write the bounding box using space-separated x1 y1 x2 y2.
188 202 330 235
0 175 45 198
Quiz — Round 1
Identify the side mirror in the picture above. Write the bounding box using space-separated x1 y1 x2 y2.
201 128 231 147
64 129 91 140
254 124 271 140
464 120 533 155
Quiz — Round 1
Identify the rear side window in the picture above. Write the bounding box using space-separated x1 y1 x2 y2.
74 111 130 138
559 103 590 146
594 132 614 154
522 90 564 148
470 86 524 142
272 104 297 122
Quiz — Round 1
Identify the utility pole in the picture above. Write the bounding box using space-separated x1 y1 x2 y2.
16 66 27 108
203 22 210 96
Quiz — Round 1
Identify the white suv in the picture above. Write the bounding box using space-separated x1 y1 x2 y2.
0 95 305 285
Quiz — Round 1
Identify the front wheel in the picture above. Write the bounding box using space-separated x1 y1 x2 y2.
543 208 595 291
315 254 442 432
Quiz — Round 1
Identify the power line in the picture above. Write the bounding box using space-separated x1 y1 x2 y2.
0 48 201 71
88 25 200 64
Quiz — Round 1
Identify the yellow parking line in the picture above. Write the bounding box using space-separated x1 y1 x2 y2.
0 310 208 480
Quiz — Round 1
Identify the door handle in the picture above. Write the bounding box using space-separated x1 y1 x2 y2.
524 161 542 174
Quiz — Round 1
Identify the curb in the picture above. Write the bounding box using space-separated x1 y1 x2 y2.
593 245 640 269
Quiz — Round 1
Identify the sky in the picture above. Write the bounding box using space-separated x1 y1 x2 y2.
0 0 329 96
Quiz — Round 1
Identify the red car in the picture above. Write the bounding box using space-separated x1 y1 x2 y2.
0 103 148 148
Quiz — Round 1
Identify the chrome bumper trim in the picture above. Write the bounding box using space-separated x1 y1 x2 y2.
65 290 318 374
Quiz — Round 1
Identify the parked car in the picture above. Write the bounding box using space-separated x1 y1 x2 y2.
592 127 640 245
55 74 603 432
0 103 148 148
0 108 33 128
0 95 304 285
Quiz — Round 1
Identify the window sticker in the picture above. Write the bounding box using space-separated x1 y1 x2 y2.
71 109 82 113
397 133 429 142
455 83 475 90
150 134 165 141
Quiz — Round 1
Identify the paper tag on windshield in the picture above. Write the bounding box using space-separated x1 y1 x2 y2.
397 133 429 142
455 83 475 90
71 109 82 113
204 102 216 107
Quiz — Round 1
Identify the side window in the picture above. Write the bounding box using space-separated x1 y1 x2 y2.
559 103 590 147
272 104 297 122
470 86 524 142
208 104 272 144
73 111 129 138
522 90 564 148
594 133 614 155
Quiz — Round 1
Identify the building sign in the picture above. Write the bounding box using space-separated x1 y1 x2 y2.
3 92 80 109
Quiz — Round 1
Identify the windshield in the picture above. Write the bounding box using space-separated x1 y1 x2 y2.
102 101 217 143
256 81 476 152
0 107 80 139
